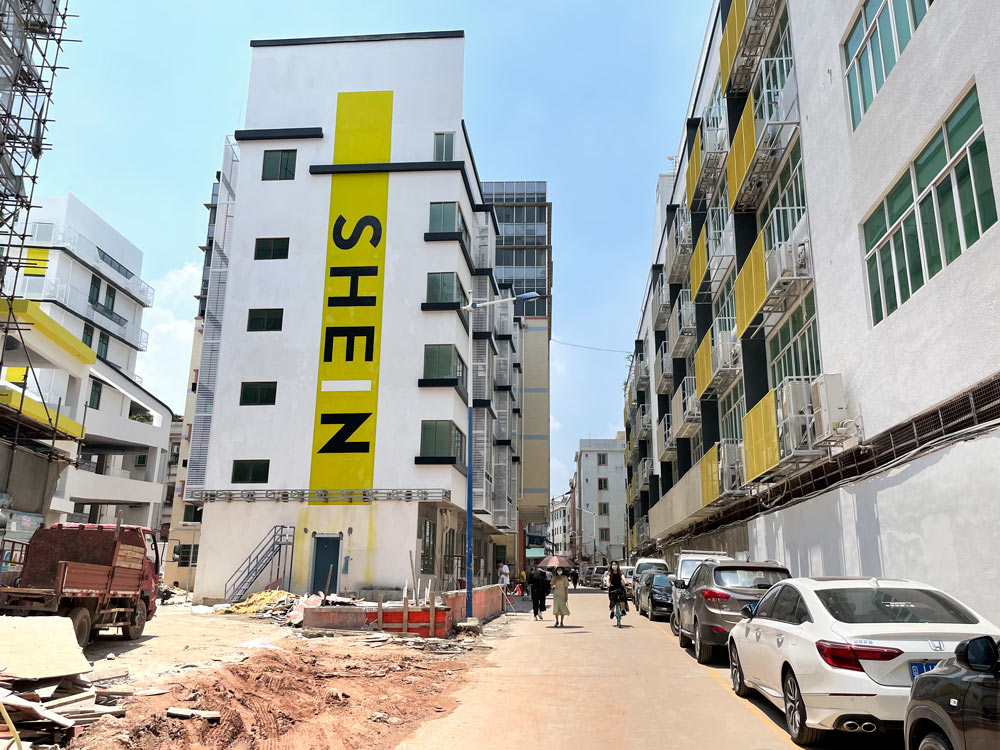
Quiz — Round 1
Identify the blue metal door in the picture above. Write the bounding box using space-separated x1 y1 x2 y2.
311 536 340 594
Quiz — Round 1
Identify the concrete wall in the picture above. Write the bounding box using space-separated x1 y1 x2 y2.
576 438 626 563
519 320 550 524
748 428 1000 626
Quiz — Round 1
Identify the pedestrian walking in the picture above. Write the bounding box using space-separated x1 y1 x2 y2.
529 565 549 619
607 561 629 628
551 566 571 627
571 567 579 589
498 561 511 593
519 568 528 597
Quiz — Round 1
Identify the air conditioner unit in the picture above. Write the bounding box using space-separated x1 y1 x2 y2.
811 374 849 443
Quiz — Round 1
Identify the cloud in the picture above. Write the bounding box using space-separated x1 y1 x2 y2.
550 415 562 432
135 262 201 415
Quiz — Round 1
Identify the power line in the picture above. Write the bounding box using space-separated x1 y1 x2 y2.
551 337 631 354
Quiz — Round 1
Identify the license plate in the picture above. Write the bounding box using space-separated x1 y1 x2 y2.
909 661 938 680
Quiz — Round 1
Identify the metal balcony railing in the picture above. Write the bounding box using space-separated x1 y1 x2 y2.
638 457 653 490
707 210 737 294
635 353 649 389
657 413 676 462
652 276 670 329
653 339 673 395
666 205 694 283
668 289 697 358
673 375 701 438
637 404 652 440
637 515 650 543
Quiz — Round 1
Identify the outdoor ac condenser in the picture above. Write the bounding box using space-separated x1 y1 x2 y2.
811 374 849 443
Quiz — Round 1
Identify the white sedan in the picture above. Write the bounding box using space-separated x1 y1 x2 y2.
727 577 998 746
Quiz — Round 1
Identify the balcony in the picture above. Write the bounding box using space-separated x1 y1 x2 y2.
727 56 799 212
638 458 653 491
657 413 676 462
27 223 155 306
666 205 694 283
736 205 812 338
637 404 652 440
19 278 149 351
694 317 741 400
742 376 826 483
652 276 670 330
637 515 650 544
653 340 673 395
719 0 782 94
668 289 697 358
635 353 649 390
685 105 729 209
672 375 701 439
705 210 737 296
690 224 708 301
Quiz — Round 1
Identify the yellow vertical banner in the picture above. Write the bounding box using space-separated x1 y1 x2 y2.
309 91 393 492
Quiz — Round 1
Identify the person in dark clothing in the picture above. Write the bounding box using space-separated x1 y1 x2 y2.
571 568 579 588
607 561 630 627
529 565 550 620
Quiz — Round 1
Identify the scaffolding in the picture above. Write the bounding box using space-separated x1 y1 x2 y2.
0 1 76 503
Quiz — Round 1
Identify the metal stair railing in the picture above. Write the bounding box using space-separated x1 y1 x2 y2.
224 524 295 603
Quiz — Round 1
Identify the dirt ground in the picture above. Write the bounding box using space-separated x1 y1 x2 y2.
69 605 488 750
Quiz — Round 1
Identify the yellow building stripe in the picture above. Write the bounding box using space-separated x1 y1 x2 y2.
0 387 85 439
309 91 393 492
735 232 766 337
727 92 757 211
743 390 779 482
9 299 96 365
719 0 748 92
24 247 49 277
700 443 719 506
685 129 703 209
694 331 713 399
5 367 27 385
690 223 708 293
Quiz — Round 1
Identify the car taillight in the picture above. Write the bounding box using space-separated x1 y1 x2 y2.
701 589 731 601
816 640 903 672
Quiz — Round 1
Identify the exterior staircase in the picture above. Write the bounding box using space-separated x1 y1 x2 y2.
224 525 295 603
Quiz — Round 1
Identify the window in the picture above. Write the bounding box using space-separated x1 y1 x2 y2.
754 585 781 619
88 274 101 304
598 502 609 515
864 87 996 324
428 202 465 234
240 381 277 406
262 149 296 180
97 332 109 359
815 587 978 625
183 504 203 523
254 237 290 260
597 478 609 491
247 308 283 331
82 324 93 347
444 528 456 573
720 380 746 442
423 345 466 380
175 543 199 567
597 453 608 466
136 454 147 467
599 527 610 542
844 0 932 128
419 420 467 467
87 379 102 410
714 566 789 589
104 286 116 313
231 459 270 483
426 272 466 305
433 132 454 161
768 291 821 387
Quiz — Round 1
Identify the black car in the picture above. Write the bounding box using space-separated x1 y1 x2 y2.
635 570 673 621
906 635 1000 750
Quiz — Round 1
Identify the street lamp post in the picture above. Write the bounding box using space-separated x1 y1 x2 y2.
460 291 540 620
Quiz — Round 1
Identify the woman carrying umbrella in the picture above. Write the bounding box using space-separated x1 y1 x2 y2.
550 566 571 627
607 561 629 627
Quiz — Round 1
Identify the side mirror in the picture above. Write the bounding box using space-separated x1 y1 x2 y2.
956 636 999 672
673 580 688 589
740 604 756 619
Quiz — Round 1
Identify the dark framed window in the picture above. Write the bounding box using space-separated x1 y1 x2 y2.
599 527 610 542
419 420 466 466
247 308 283 331
423 345 466 380
175 543 199 567
433 132 454 161
598 502 609 515
420 517 437 574
232 459 270 483
88 379 102 409
254 237 289 260
136 454 147 467
597 453 608 466
104 286 116 312
182 504 203 523
443 528 456 573
82 323 93 347
428 202 463 233
240 381 277 406
262 149 296 180
88 274 101 304
426 272 463 304
97 332 109 359
597 478 609 491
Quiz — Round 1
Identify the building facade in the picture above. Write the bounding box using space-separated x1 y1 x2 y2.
623 0 1000 624
190 31 524 604
480 181 551 559
549 493 571 557
573 436 626 565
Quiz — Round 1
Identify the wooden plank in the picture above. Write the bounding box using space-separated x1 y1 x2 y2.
88 665 128 683
0 616 91 680
376 594 383 632
1 694 75 727
42 688 95 709
429 587 436 638
402 596 409 635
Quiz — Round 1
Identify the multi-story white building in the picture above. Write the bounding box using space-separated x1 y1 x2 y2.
549 493 571 557
624 0 1000 624
5 194 171 528
573 436 626 565
190 30 524 604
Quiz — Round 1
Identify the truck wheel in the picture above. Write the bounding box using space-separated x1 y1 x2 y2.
68 607 92 647
123 599 147 640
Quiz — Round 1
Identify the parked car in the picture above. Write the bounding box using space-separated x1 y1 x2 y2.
728 578 998 746
669 550 733 635
905 634 1000 750
636 570 674 621
674 561 790 663
589 566 607 588
631 557 670 604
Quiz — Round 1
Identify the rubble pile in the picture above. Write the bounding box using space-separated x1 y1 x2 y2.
214 590 367 626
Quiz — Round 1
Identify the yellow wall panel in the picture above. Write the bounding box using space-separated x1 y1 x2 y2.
700 444 719 506
735 232 767 337
685 130 703 209
690 224 708 292
694 332 712 399
742 390 779 482
727 92 757 211
719 0 747 92
24 248 49 277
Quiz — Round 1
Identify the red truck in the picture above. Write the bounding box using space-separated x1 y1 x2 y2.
0 522 160 646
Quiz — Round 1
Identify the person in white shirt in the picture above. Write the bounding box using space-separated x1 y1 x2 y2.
499 561 511 591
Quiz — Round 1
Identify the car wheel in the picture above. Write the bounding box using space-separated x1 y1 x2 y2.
917 733 953 750
670 610 680 636
782 670 824 746
729 642 752 697
694 620 713 664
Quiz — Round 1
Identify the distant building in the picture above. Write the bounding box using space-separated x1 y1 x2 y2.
549 493 571 557
573 436 626 565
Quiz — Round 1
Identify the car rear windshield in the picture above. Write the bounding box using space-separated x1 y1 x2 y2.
678 559 702 579
714 567 789 589
636 561 668 575
595 567 606 574
816 588 979 624
652 573 670 587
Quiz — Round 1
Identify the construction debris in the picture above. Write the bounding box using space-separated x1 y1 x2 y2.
166 706 222 722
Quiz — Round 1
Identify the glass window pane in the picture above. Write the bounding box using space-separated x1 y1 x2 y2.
915 131 948 192
870 31 885 90
280 151 296 179
847 67 863 130
947 89 983 153
863 0 882 26
864 204 888 251
867 253 883 325
910 0 927 27
936 177 962 264
879 244 897 315
859 49 875 110
919 195 943 277
955 156 980 247
903 213 924 293
877 8 896 76
845 15 866 63
892 231 910 303
887 173 914 224
892 0 912 51
969 135 998 232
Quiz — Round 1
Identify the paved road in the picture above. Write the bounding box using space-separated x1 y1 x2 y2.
401 588 902 750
